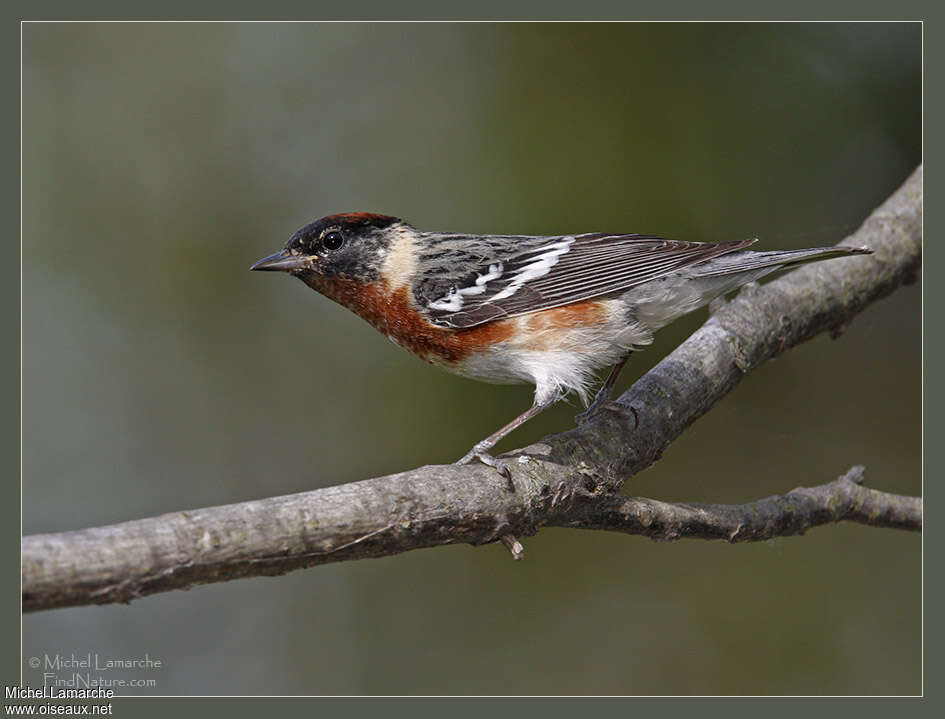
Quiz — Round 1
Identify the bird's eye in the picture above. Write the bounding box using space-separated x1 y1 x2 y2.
322 231 345 251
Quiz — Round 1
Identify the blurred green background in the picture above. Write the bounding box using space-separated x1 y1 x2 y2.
22 23 920 695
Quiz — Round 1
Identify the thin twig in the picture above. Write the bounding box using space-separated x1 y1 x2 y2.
551 466 921 541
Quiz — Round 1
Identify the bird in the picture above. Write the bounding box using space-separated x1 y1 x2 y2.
251 212 871 478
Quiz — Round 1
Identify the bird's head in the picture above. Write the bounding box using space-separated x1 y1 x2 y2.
251 212 406 283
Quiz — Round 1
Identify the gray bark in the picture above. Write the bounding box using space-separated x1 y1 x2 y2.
22 167 923 613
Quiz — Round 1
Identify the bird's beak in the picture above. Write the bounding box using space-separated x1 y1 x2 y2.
249 249 316 272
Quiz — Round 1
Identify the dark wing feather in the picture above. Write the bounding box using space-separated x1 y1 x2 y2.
420 233 757 329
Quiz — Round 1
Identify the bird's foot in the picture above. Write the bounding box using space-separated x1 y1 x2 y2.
455 445 514 490
575 394 622 425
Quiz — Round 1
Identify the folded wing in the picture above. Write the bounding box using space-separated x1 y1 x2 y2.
419 233 757 328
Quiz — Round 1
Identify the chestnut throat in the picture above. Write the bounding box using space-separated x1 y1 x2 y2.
295 273 514 363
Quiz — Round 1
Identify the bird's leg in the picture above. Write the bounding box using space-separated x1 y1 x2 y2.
575 351 633 424
455 399 555 487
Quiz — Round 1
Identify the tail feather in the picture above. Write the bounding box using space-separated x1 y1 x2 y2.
693 244 872 278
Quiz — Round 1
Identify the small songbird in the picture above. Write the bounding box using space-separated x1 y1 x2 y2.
252 213 870 477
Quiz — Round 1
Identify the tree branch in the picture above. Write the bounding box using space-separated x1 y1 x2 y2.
22 166 922 613
551 466 921 541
